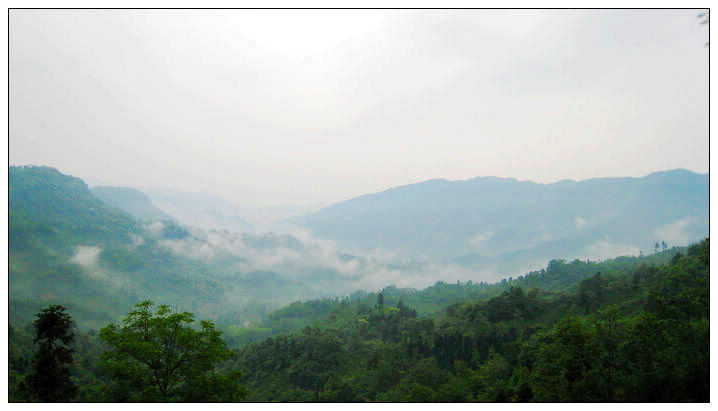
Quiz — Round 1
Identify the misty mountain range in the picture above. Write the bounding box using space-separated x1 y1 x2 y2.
8 165 708 330
295 169 708 273
85 167 708 279
10 166 448 329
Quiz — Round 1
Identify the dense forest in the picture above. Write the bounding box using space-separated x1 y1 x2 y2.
232 239 709 402
9 238 709 402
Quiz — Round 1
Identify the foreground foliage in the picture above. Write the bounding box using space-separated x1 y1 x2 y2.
18 305 78 402
11 302 246 402
99 301 247 402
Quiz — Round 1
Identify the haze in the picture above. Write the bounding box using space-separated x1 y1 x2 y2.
10 9 709 212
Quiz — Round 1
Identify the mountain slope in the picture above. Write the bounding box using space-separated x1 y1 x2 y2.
91 186 174 222
294 169 708 272
233 238 708 402
11 167 435 329
10 166 138 248
9 166 231 329
144 188 253 233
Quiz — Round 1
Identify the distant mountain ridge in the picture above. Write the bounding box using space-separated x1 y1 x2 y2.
91 186 175 222
294 169 708 272
144 188 253 233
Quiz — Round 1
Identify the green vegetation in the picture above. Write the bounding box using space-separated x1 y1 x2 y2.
99 301 246 402
11 302 247 402
226 249 681 346
18 305 78 402
9 166 242 329
11 166 419 331
232 239 708 402
9 239 709 402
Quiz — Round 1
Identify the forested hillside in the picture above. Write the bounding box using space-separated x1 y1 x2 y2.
225 249 681 346
232 239 709 402
10 166 239 328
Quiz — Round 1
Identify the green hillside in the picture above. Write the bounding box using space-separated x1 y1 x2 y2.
225 247 682 346
233 239 708 402
10 238 708 402
9 166 229 329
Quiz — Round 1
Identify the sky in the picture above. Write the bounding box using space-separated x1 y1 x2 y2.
10 9 709 211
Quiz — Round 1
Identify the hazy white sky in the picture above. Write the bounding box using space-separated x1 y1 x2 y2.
10 9 709 208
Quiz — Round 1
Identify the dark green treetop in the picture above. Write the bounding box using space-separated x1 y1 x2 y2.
99 300 246 402
22 304 78 402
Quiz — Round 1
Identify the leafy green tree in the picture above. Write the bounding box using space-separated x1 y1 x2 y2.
22 305 78 402
99 300 246 402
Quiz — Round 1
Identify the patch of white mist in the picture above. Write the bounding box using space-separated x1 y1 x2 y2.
69 245 101 267
68 245 128 288
585 238 640 261
469 230 494 249
146 220 165 235
653 216 703 248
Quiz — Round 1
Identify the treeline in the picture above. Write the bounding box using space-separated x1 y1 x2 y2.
231 239 709 401
223 248 681 346
10 302 247 402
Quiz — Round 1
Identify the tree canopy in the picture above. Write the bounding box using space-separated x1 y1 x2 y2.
99 301 246 402
21 304 78 402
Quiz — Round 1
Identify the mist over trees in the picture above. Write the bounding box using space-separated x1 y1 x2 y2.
232 239 709 402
